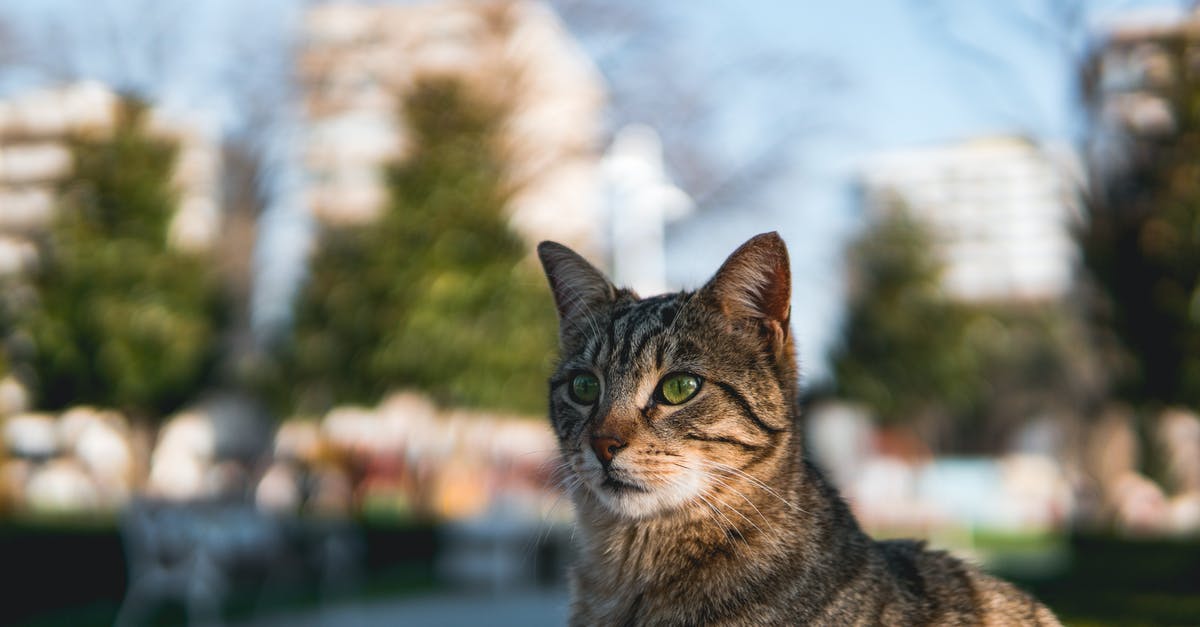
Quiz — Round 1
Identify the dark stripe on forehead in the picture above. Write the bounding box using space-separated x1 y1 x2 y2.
658 302 678 326
605 308 617 358
615 321 636 366
713 380 783 435
632 328 660 368
610 300 657 366
674 338 702 360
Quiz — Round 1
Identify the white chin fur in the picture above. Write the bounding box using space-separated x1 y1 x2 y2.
581 455 709 519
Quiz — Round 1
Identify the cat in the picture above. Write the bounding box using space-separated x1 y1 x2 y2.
537 232 1060 626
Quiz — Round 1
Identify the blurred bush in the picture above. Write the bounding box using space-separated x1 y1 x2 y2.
280 78 557 415
10 100 225 419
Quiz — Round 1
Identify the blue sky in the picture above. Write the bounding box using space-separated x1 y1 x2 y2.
0 0 1190 383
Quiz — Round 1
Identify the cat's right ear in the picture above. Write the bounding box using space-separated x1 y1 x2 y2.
537 241 616 343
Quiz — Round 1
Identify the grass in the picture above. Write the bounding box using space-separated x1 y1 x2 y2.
1003 534 1200 626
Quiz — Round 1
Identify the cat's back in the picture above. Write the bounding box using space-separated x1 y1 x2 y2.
856 539 1060 626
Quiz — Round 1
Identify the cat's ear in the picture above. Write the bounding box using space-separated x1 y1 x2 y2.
701 232 791 343
537 241 617 341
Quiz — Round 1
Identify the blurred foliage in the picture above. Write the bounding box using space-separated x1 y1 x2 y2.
11 100 225 419
282 78 556 415
1081 35 1200 411
831 208 978 424
831 205 1095 452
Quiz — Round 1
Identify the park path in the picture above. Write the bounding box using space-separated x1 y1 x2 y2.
242 589 570 627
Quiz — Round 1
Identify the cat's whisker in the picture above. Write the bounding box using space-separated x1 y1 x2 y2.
522 473 586 574
703 485 767 539
526 492 567 563
693 491 743 546
555 281 605 340
667 460 779 539
696 459 806 514
690 490 728 533
696 473 768 535
692 468 778 537
556 473 584 495
546 464 578 490
540 458 572 476
518 448 565 459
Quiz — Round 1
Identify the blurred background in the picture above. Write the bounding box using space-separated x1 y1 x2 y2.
0 0 1198 624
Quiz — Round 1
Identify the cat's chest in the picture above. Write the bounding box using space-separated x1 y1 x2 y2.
572 571 768 627
574 574 690 627
570 563 643 625
570 542 745 626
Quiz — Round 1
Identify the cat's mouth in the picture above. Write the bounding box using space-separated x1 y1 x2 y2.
600 474 648 493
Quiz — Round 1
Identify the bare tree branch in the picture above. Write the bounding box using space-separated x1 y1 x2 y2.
907 0 1092 138
549 0 843 213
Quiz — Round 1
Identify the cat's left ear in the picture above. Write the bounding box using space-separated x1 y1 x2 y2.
700 231 791 350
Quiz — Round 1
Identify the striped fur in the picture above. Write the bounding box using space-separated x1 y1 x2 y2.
538 233 1059 626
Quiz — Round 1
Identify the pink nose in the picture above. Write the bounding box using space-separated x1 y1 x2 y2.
590 435 626 468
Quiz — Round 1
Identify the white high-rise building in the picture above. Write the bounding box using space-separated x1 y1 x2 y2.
859 136 1083 302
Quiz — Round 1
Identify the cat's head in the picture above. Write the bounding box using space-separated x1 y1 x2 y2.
538 232 799 520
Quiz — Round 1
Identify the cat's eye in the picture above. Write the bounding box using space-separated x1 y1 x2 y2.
657 373 701 405
569 372 601 404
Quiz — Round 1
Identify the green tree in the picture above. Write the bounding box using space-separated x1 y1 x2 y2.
15 100 225 418
1082 35 1200 410
829 205 1096 452
284 78 557 415
830 206 980 429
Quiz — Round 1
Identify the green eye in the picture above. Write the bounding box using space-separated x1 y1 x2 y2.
569 372 600 404
658 373 701 405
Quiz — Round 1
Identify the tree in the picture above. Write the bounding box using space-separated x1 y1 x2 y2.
284 78 558 415
15 99 226 418
830 203 1097 452
830 206 980 433
1081 29 1200 410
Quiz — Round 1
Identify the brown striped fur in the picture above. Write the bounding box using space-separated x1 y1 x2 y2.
537 232 1059 626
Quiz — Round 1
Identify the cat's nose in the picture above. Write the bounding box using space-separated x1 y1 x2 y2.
590 434 626 468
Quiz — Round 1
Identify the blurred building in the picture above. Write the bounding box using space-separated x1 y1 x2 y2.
0 81 222 271
1088 9 1199 141
859 136 1083 302
603 125 693 295
299 0 606 257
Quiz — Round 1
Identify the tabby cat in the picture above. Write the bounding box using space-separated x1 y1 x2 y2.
537 232 1059 626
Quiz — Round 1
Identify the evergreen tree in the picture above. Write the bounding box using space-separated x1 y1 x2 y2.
832 204 1098 452
830 206 981 429
285 78 557 415
15 100 225 418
